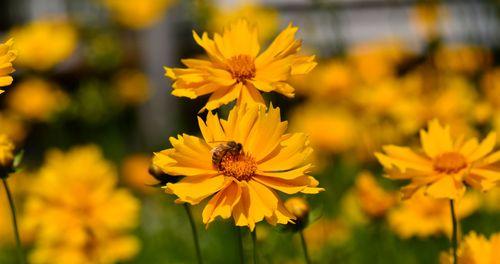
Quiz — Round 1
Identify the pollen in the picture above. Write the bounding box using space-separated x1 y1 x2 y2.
433 152 467 174
226 55 256 83
219 153 257 181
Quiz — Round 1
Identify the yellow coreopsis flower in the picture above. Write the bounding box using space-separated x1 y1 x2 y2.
7 78 69 121
375 119 500 200
389 189 479 239
10 19 77 71
0 39 17 93
102 0 174 29
165 19 317 111
153 104 323 230
22 146 140 264
440 231 500 264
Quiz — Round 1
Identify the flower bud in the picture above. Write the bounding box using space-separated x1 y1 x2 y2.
284 197 310 231
148 163 179 185
0 134 15 176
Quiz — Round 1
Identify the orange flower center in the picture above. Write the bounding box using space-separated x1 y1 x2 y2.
433 152 467 174
219 153 257 181
226 55 256 83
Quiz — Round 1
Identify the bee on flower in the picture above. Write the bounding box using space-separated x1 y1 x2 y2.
375 119 500 200
165 19 317 111
153 104 323 230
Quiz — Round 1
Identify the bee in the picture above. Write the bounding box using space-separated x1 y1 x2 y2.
211 141 243 170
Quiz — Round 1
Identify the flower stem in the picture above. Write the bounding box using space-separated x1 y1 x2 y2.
237 227 245 264
183 203 203 264
299 230 311 264
2 178 25 264
450 200 458 264
252 228 258 264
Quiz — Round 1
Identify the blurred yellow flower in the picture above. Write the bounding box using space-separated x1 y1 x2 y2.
304 218 351 252
389 189 479 239
348 40 409 84
284 197 309 220
122 154 157 194
153 104 323 230
165 19 316 111
355 171 397 218
481 68 500 108
0 112 26 143
376 119 500 200
0 39 17 93
102 0 174 29
7 78 69 121
290 104 357 154
113 70 151 106
411 2 442 40
208 4 279 43
434 44 492 75
10 19 77 71
440 231 500 264
295 59 354 100
0 134 15 168
22 146 140 264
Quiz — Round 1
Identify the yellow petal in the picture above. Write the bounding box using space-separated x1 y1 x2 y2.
165 175 226 204
425 176 465 199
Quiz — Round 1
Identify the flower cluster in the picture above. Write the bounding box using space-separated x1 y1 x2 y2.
156 19 323 230
21 146 140 264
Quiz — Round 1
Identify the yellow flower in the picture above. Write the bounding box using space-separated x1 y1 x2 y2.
121 154 157 194
389 189 479 239
22 146 140 264
481 68 500 108
165 19 317 111
102 0 174 29
153 104 323 230
0 39 17 93
295 59 354 100
0 112 27 143
375 119 500 200
410 2 442 39
434 44 492 75
355 171 397 218
348 40 409 84
284 197 309 220
0 134 15 169
290 104 357 154
440 231 500 264
7 78 69 121
304 218 351 252
10 19 77 71
112 69 150 106
208 4 279 43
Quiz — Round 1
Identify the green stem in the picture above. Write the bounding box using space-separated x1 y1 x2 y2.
183 203 203 264
2 178 25 264
299 230 311 264
450 200 458 264
252 228 258 264
237 228 245 264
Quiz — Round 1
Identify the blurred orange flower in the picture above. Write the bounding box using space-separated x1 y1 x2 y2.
10 19 77 71
7 78 69 121
355 171 397 218
121 154 157 194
